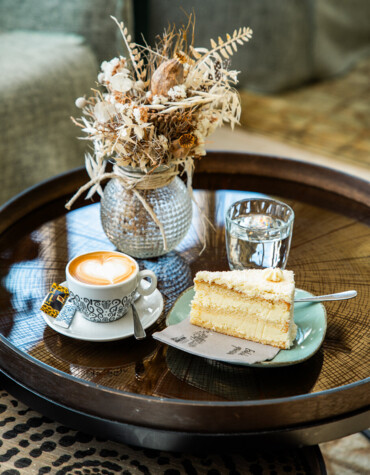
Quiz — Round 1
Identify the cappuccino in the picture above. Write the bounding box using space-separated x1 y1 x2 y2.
68 251 136 286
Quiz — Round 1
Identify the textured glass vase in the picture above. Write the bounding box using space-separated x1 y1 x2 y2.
100 169 192 258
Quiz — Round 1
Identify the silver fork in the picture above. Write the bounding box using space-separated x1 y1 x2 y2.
294 290 357 303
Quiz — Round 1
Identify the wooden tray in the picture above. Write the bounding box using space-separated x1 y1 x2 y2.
0 152 369 450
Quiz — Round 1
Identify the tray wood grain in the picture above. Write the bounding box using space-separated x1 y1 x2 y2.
0 152 369 436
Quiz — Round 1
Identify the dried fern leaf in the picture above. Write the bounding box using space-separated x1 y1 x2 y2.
243 27 253 38
189 45 202 59
196 27 252 66
111 16 141 80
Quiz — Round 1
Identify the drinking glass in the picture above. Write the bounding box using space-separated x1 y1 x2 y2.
225 198 294 270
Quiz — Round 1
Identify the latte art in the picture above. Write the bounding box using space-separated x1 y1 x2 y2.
69 251 136 285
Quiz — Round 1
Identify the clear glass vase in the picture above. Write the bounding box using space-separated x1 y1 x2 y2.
100 168 192 258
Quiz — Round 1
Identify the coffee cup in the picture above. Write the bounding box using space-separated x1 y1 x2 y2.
66 250 157 323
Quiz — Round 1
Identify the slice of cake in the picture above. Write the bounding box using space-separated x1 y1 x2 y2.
190 268 297 349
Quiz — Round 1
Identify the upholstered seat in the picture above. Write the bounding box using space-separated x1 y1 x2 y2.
0 0 131 204
0 31 97 203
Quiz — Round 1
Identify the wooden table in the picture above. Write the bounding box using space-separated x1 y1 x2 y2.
0 152 369 451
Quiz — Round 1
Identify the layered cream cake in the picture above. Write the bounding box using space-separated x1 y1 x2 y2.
190 268 297 349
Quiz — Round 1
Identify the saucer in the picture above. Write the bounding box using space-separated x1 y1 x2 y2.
42 282 163 342
166 287 327 367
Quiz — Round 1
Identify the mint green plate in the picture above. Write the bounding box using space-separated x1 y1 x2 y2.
166 287 327 367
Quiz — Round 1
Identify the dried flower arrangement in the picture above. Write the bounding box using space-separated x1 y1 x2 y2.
66 16 252 251
67 16 252 204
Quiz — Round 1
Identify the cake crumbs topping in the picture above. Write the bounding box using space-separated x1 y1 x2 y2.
263 268 284 282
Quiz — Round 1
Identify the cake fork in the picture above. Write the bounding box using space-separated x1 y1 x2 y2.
294 290 357 303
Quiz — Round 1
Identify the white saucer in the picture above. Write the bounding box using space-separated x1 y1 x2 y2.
42 282 164 342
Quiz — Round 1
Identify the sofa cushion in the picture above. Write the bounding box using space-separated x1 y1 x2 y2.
0 0 131 64
0 31 97 203
143 0 370 93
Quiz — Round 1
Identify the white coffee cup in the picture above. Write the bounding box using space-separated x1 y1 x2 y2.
66 250 157 323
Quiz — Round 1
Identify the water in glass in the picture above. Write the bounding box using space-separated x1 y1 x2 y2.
226 213 292 269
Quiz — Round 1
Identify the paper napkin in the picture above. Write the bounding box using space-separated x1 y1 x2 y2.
153 318 280 365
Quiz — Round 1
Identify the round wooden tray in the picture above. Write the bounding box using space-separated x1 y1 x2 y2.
0 152 369 450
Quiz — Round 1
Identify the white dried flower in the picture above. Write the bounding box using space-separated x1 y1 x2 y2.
194 115 211 137
115 102 129 114
118 127 128 138
157 134 168 150
194 130 205 144
133 108 142 124
193 130 206 156
75 97 87 108
99 56 128 83
207 115 222 135
135 80 145 90
94 101 116 123
110 74 133 93
193 145 206 156
167 85 187 101
152 95 167 105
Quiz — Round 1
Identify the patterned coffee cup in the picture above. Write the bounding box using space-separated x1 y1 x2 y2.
66 250 157 323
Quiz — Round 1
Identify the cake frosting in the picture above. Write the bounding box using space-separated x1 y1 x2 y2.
190 268 297 349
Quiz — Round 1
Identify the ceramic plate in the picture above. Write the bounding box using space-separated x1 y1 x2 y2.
42 282 163 342
166 287 327 367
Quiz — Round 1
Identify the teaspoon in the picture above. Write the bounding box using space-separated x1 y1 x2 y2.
294 290 357 303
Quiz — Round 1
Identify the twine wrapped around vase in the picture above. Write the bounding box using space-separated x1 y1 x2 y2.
65 157 211 253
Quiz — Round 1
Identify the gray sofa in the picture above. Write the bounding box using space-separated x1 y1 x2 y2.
144 0 370 93
0 0 132 204
1 0 369 204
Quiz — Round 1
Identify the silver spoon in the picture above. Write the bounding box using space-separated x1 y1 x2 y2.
294 290 357 303
131 303 146 340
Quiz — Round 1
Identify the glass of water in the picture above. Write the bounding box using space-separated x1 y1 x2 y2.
225 198 294 270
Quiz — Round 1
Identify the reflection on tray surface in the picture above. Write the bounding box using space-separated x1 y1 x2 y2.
0 190 368 401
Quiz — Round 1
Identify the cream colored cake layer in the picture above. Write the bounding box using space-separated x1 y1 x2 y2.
193 281 291 326
190 305 297 349
195 269 295 303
